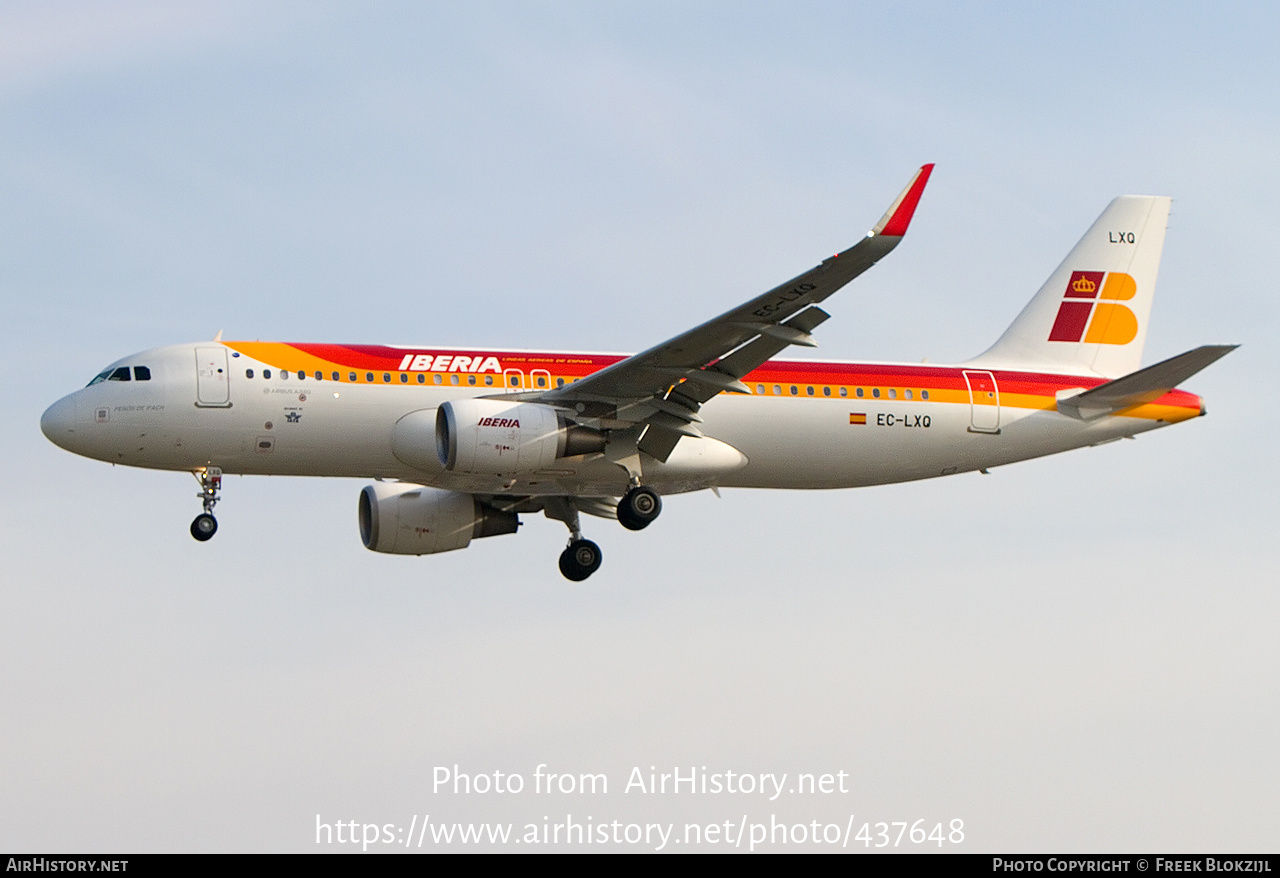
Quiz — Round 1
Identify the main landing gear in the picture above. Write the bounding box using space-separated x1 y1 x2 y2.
190 467 222 542
546 485 663 581
547 498 605 582
550 501 601 581
617 485 661 531
559 538 602 582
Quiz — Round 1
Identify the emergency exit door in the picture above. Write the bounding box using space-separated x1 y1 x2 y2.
195 347 231 407
962 370 1000 433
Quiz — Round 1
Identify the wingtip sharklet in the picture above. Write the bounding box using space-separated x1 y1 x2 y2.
872 163 934 237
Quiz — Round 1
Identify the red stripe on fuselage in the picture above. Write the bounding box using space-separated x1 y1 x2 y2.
237 343 1202 413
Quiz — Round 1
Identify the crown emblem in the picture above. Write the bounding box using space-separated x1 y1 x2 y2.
1072 275 1097 293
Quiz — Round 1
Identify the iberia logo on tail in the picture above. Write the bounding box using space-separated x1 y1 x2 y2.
1048 271 1138 344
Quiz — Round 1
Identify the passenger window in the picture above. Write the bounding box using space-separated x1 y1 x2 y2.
839 387 847 397
264 369 272 379
434 374 443 385
921 390 930 400
332 372 340 381
756 384 765 394
856 387 864 398
556 378 564 388
806 386 814 396
468 375 476 385
904 389 912 400
451 374 460 385
417 373 425 384
823 386 830 397
347 372 356 382
245 369 255 379
888 388 896 399
133 366 151 381
315 371 323 381
873 388 881 398
280 370 289 380
400 373 408 383
790 386 797 395
773 385 781 395
366 372 374 382
109 367 131 382
382 373 390 383
536 376 546 388
509 375 519 387
297 371 305 381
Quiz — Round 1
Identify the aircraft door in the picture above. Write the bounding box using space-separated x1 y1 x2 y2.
195 347 231 407
963 370 1000 433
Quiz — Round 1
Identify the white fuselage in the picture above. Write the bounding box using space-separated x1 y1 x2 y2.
41 341 1193 498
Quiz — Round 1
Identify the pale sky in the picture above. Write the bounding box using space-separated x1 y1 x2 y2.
2 1 1276 852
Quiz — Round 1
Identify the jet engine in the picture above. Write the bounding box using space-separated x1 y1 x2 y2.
358 482 518 555
434 399 606 475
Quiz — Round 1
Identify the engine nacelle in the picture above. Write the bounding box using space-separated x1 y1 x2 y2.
435 399 605 475
358 482 518 555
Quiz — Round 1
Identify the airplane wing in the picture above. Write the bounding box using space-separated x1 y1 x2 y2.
517 164 935 461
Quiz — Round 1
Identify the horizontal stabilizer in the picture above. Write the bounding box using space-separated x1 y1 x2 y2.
1056 345 1237 420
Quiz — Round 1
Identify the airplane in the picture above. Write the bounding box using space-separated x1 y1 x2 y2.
40 165 1235 580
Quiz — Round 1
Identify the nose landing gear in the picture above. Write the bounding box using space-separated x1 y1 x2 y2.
190 467 222 542
190 513 218 541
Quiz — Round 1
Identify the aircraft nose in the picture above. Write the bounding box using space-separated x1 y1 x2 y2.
41 395 80 449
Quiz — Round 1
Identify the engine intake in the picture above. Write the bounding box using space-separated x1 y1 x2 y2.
358 482 518 555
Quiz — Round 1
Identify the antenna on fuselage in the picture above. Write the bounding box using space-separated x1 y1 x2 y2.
213 330 223 341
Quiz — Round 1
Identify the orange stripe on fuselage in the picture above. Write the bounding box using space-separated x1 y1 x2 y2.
222 343 1203 421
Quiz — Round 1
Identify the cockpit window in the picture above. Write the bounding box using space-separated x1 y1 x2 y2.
89 366 140 386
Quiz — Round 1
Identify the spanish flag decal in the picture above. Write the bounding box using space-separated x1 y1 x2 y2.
849 413 867 425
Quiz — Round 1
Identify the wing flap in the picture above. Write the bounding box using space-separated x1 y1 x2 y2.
637 424 684 462
715 306 832 384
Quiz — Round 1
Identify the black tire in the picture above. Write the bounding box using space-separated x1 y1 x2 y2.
617 486 661 531
558 539 602 581
190 513 218 542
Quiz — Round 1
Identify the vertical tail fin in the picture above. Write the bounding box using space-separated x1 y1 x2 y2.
971 195 1171 378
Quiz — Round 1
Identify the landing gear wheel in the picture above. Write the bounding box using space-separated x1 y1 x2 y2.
190 513 218 541
191 467 223 541
558 539 602 581
617 486 662 531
